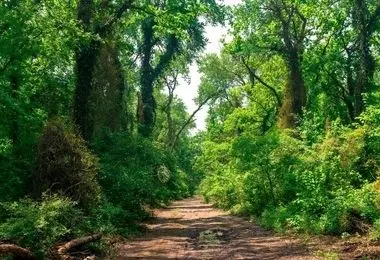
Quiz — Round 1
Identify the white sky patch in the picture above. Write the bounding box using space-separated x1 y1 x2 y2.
175 0 241 132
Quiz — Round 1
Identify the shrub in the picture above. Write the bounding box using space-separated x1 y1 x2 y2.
359 106 380 180
0 137 35 202
94 133 190 222
198 118 380 236
0 195 83 258
34 119 101 209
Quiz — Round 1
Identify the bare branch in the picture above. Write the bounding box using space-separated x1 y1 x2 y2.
171 89 224 150
56 234 102 260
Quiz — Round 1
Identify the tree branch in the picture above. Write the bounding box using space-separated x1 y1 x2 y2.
294 6 307 46
101 0 134 31
241 57 282 106
170 90 223 150
152 35 180 80
56 234 102 260
367 5 380 34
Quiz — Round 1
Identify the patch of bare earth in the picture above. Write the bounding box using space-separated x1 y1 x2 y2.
113 197 380 259
114 197 318 259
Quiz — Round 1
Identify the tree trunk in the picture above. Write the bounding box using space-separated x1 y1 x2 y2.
10 74 19 144
166 90 174 147
352 0 376 117
139 77 155 137
74 0 98 141
90 41 125 137
74 0 128 140
0 244 36 259
345 55 356 121
278 52 306 128
56 234 101 260
138 18 155 137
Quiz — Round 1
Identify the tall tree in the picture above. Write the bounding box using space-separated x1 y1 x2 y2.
351 0 379 117
137 0 222 137
232 0 318 128
306 0 380 122
138 16 180 137
74 0 133 140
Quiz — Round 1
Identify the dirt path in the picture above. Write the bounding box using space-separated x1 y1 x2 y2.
114 197 319 259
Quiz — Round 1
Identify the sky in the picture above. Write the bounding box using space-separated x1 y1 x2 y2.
174 0 241 131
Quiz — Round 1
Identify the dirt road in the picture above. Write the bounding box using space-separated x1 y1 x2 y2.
115 197 319 259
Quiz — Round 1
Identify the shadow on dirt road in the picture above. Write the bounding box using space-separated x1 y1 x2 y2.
115 197 317 259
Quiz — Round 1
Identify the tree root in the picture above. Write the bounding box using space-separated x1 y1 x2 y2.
0 243 36 259
56 234 102 260
1 234 101 260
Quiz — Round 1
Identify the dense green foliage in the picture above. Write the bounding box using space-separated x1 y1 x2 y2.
196 0 380 238
0 0 219 257
0 196 84 257
1 0 380 258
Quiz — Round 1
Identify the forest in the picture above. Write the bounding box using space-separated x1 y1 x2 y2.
0 0 380 259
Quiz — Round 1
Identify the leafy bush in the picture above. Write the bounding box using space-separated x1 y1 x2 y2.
34 119 101 209
359 106 380 180
0 136 37 202
94 133 191 222
0 195 83 257
198 118 380 235
0 195 138 258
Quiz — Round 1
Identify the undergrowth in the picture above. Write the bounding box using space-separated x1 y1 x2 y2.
198 107 380 238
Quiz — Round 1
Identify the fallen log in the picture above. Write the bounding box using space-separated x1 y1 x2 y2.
0 243 36 259
56 234 101 260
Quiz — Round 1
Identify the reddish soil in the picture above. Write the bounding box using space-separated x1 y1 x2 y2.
114 197 380 259
114 197 318 259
